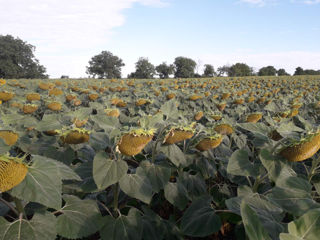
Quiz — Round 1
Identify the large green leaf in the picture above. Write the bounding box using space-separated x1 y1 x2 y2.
141 206 167 240
267 176 320 216
238 123 271 135
100 208 143 240
119 168 153 204
226 194 284 239
56 194 103 239
10 155 62 209
280 208 320 240
164 181 189 211
227 149 259 177
180 196 221 237
259 149 296 182
93 151 128 189
240 201 272 240
139 161 171 193
160 144 188 167
0 211 57 240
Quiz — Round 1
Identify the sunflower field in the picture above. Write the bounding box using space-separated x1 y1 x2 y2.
1 75 320 240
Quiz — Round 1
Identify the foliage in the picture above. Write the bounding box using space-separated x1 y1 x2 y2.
228 63 254 77
203 64 216 77
294 67 320 76
277 68 290 76
86 51 124 79
173 56 196 78
128 57 156 79
0 75 320 239
0 35 48 79
155 62 174 79
258 66 277 76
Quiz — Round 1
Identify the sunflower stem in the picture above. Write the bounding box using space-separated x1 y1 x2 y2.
113 183 120 217
0 197 19 217
13 197 26 218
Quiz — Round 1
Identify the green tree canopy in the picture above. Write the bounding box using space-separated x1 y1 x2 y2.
228 63 253 77
86 51 124 79
294 67 304 75
258 66 277 76
203 64 216 77
155 62 174 79
174 57 196 78
277 68 290 76
0 35 48 79
128 57 155 79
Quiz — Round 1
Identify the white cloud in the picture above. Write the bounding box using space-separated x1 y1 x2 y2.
199 51 320 74
238 0 279 7
303 0 320 4
0 0 169 78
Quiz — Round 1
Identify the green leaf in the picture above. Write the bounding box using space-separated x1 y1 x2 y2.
268 176 320 216
54 161 81 181
93 151 128 189
179 172 207 200
56 194 103 239
180 196 221 237
160 100 178 119
226 194 284 239
259 149 296 182
10 155 62 209
35 114 61 131
0 211 57 240
238 123 271 135
227 149 259 177
160 144 188 167
91 114 119 131
100 208 143 240
240 201 272 240
280 208 320 240
139 161 171 193
141 206 167 240
119 168 153 204
164 181 189 211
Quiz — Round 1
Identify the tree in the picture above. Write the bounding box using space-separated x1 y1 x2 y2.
294 67 304 75
86 51 124 78
128 57 155 79
228 63 253 77
203 64 215 77
174 57 196 78
277 68 290 76
217 65 231 77
155 62 174 79
0 35 48 79
258 66 277 76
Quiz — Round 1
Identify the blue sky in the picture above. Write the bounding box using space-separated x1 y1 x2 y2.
0 0 319 77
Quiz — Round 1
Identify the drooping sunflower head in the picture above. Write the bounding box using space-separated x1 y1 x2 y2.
0 155 28 192
60 128 91 144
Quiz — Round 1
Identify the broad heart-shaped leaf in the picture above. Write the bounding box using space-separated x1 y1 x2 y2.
180 196 221 237
141 206 167 240
93 151 128 190
259 149 296 183
280 208 320 240
91 114 120 131
240 201 272 240
53 160 81 181
164 181 189 211
56 194 103 239
100 208 143 240
139 160 171 193
227 149 259 177
160 99 179 119
0 211 57 240
10 155 62 209
160 144 188 167
226 194 284 240
179 172 207 200
268 176 320 216
237 122 271 135
75 161 98 193
119 167 153 204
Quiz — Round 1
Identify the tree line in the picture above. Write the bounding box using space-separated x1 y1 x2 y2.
1 34 319 79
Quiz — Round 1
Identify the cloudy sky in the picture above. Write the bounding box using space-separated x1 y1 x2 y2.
0 0 319 77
